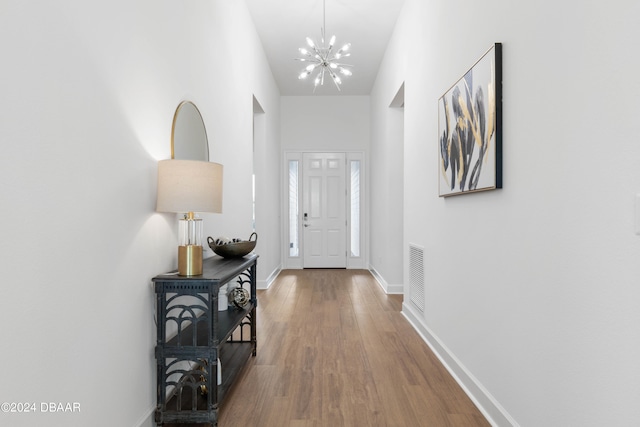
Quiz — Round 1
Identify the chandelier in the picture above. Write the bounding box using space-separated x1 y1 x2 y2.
295 0 352 91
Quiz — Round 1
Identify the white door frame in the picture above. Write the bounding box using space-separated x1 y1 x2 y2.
283 150 366 269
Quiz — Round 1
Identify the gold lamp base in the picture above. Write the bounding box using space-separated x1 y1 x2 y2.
178 245 203 276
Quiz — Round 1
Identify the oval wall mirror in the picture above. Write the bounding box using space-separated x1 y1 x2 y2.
171 101 209 161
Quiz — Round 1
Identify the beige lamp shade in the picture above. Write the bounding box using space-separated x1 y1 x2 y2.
156 159 223 214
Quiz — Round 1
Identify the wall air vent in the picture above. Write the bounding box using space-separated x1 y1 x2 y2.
409 244 425 312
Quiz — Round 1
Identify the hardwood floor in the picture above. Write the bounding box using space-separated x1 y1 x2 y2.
215 269 490 427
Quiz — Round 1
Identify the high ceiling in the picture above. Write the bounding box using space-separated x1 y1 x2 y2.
244 0 406 96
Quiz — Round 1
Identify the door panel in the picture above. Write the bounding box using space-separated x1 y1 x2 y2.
327 230 342 256
303 153 346 268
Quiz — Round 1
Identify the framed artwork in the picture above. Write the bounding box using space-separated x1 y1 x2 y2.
438 43 502 197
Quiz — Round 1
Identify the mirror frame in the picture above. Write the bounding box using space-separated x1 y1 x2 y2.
171 101 209 161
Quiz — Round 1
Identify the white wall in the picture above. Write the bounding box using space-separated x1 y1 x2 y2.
369 8 408 294
281 96 370 152
0 1 279 426
370 83 405 291
372 0 640 425
253 95 282 287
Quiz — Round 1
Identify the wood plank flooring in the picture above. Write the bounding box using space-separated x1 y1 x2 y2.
216 269 490 427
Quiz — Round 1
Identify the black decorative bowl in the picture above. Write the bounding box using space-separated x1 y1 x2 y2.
207 232 257 258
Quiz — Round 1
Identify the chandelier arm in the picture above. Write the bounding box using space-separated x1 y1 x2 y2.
310 44 323 59
326 54 351 62
313 69 322 93
329 71 342 91
327 62 353 67
296 59 322 66
326 45 334 58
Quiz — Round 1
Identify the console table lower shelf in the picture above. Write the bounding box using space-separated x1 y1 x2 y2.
159 340 254 425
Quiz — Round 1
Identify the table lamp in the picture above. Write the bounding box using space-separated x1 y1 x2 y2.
156 159 223 276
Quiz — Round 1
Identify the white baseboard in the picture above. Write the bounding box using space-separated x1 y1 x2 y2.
401 303 518 427
368 265 404 294
133 405 154 427
257 264 282 290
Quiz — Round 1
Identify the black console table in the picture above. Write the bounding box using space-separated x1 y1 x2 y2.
153 254 258 426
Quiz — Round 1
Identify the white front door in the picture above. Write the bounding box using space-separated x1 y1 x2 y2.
302 153 347 268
